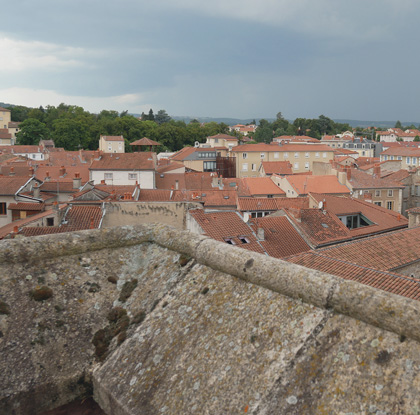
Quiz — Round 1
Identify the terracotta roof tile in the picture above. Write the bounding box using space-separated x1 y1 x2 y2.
8 202 44 211
248 216 311 258
237 197 309 212
261 161 293 175
189 210 266 255
315 226 420 272
286 251 420 301
0 176 31 195
242 177 285 196
285 175 350 195
90 152 155 170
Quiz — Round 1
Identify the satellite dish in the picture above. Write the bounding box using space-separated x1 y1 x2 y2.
318 201 323 209
194 141 199 148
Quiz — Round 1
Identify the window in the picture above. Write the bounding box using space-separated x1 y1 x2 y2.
294 162 299 169
46 217 54 226
242 153 248 159
260 153 265 159
384 155 388 161
128 173 137 180
387 201 393 210
224 238 236 245
274 152 279 159
214 138 219 143
294 152 299 158
323 153 327 158
108 146 112 151
388 190 393 197
407 157 411 164
203 161 216 172
375 190 381 197
315 152 320 158
305 152 309 158
238 236 249 244
390 156 394 160
305 162 310 169
374 202 382 207
252 164 256 171
242 163 248 171
397 156 402 160
0 202 6 215
413 158 417 165
283 152 289 159
104 173 113 180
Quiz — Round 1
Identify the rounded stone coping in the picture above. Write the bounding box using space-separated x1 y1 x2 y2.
1 223 419 342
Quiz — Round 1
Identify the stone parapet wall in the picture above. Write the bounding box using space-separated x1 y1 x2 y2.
1 224 420 414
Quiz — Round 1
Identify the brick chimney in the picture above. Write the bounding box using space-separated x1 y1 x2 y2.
346 166 352 181
59 166 66 177
9 167 15 176
289 207 302 222
373 164 381 177
73 172 82 189
45 171 50 182
29 167 34 177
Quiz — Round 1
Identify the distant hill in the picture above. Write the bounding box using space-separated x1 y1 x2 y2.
2 102 418 128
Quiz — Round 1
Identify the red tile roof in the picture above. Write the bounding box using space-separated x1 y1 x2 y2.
248 216 311 258
89 152 156 170
284 208 351 247
170 147 197 161
261 161 293 175
242 177 285 196
130 137 160 146
8 202 44 211
285 175 350 196
314 226 420 272
0 176 32 195
309 193 408 238
347 168 404 190
286 251 420 300
188 209 266 255
237 197 309 212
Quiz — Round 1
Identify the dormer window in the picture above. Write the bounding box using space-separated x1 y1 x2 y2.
238 236 249 244
224 238 236 245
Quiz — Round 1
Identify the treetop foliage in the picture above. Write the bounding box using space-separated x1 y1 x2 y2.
12 104 354 151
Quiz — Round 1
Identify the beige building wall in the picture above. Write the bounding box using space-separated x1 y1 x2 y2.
99 136 125 153
102 201 203 229
0 108 11 129
235 149 334 178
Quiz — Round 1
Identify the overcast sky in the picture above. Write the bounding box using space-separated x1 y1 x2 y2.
1 0 419 121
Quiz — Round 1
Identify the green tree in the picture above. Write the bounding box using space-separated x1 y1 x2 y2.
414 136 420 142
254 119 273 143
395 120 403 129
52 119 89 150
155 109 171 125
148 109 155 122
16 118 49 145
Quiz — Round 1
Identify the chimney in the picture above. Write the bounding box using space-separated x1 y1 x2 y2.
9 167 15 176
175 179 179 190
346 166 352 180
59 166 66 177
73 172 82 189
29 167 34 177
101 179 105 184
45 171 50 181
94 150 100 160
373 163 381 177
289 207 302 222
257 227 265 241
33 182 40 199
90 217 94 229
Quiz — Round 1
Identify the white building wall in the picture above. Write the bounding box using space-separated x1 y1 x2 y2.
90 170 155 188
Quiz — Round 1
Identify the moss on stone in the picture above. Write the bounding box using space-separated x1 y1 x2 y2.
0 300 11 315
119 279 138 302
30 286 53 302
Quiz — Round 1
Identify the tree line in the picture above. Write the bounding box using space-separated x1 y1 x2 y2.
12 104 230 152
10 103 367 151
